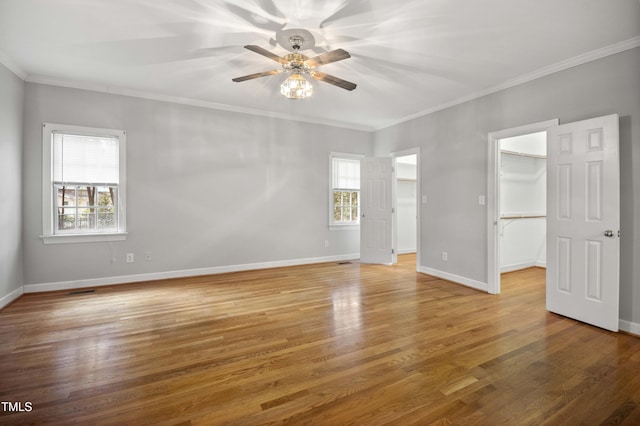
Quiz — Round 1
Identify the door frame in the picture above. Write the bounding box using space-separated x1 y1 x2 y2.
487 120 558 294
390 148 421 271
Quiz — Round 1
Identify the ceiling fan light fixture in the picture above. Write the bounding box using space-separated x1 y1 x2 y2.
280 73 313 99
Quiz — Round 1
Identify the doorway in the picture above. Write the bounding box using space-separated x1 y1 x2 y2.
487 120 558 294
392 149 420 272
358 148 420 271
499 132 547 274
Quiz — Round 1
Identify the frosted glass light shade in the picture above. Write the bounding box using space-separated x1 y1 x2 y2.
280 74 312 99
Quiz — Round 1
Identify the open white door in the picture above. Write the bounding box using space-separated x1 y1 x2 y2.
547 114 620 331
360 157 393 264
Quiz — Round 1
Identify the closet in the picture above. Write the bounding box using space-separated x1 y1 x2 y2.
395 155 417 254
499 132 546 272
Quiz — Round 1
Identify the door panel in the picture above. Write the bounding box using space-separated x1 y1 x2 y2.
547 114 619 331
360 157 393 264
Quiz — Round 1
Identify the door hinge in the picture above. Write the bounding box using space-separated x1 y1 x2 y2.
392 207 395 214
392 249 395 254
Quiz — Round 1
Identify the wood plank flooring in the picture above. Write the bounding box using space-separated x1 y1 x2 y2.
1 255 639 425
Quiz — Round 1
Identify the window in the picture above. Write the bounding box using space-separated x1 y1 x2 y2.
42 123 127 244
330 154 361 228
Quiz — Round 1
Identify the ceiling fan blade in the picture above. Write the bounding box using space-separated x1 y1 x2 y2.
309 70 357 91
305 49 351 67
232 69 283 82
244 45 287 64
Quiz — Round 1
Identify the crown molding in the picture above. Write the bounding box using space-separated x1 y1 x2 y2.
376 36 640 131
23 74 375 132
0 49 27 80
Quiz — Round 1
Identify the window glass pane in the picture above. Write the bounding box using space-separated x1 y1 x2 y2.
77 187 92 207
333 191 341 206
97 186 115 206
97 210 116 229
341 207 349 222
77 208 92 229
351 191 358 206
333 206 341 222
58 186 76 206
58 213 76 230
351 207 359 221
342 191 350 206
56 186 64 208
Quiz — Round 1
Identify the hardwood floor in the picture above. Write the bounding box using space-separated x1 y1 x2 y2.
1 255 639 425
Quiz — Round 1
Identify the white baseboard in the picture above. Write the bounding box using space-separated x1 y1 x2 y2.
24 254 360 293
418 266 488 292
619 320 640 336
397 249 416 255
0 286 24 310
501 261 536 273
500 261 547 273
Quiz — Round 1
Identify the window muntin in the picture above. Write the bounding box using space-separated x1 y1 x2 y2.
331 156 360 226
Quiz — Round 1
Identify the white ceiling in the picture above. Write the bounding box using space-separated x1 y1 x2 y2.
1 0 639 131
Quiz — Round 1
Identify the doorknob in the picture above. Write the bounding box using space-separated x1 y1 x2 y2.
604 230 614 238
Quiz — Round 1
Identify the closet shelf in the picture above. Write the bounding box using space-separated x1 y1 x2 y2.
501 214 546 220
500 149 546 159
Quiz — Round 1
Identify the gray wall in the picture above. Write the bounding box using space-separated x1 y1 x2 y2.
22 84 372 285
374 47 640 325
0 62 24 303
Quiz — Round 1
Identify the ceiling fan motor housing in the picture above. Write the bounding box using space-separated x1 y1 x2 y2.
283 53 311 72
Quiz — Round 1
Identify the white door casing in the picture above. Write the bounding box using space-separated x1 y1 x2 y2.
547 114 620 331
487 119 558 294
360 157 393 264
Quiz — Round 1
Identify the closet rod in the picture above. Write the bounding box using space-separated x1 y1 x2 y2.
500 149 546 159
500 214 546 220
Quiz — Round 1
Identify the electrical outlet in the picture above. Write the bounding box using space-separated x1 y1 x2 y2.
442 251 448 261
325 240 329 248
479 195 486 205
126 253 134 263
145 252 151 261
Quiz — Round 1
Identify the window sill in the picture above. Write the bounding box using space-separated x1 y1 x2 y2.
42 232 128 245
329 224 360 231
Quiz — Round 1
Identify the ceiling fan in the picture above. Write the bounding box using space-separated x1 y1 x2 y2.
232 35 357 99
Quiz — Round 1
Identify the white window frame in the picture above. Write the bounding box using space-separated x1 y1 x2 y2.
329 152 363 231
42 123 127 244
